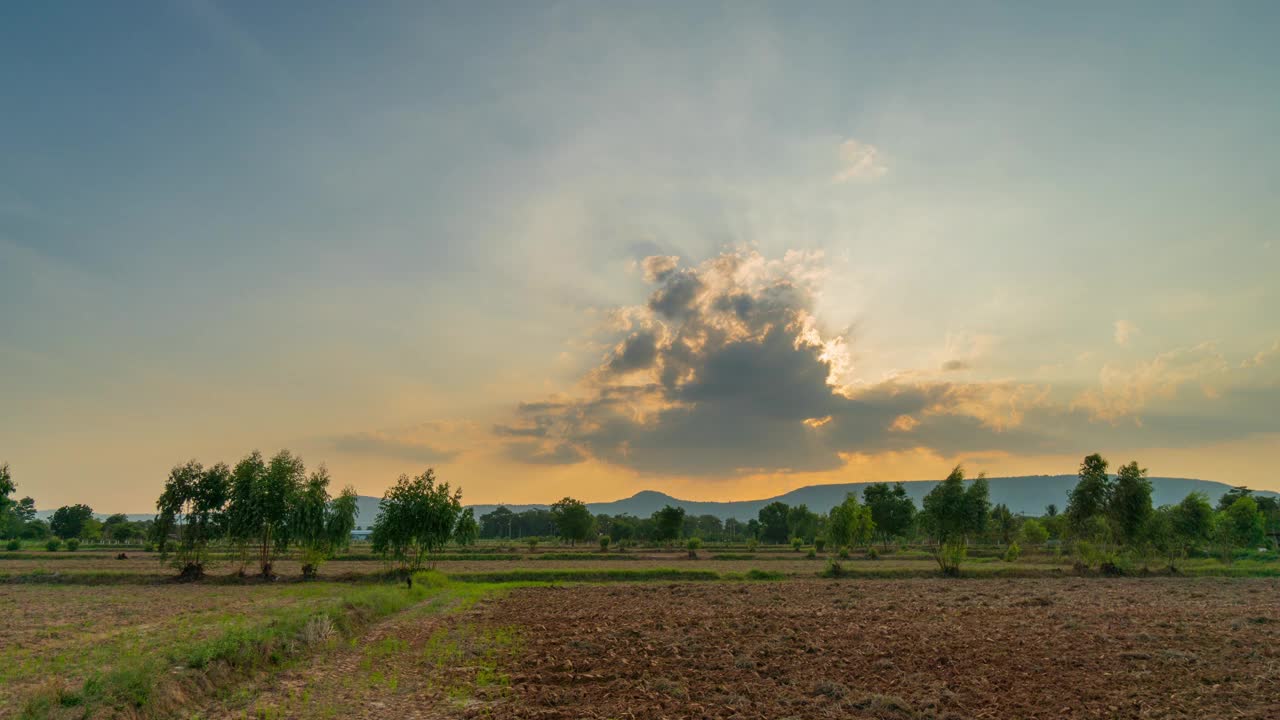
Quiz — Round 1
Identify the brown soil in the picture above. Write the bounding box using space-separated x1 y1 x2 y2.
476 578 1280 719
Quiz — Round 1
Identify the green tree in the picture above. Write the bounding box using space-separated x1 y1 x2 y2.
224 451 267 575
550 497 595 546
920 466 990 575
0 463 14 517
1066 453 1112 534
1171 492 1215 556
371 468 462 572
50 504 95 540
757 501 791 544
290 465 358 578
827 493 875 551
1020 518 1049 547
1217 486 1253 512
1213 495 1265 563
989 503 1017 546
863 482 916 550
153 461 229 579
652 505 686 544
786 504 819 543
1109 461 1153 545
454 508 479 547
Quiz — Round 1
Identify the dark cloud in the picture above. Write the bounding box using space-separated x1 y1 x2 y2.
505 441 587 465
941 359 970 372
607 331 660 374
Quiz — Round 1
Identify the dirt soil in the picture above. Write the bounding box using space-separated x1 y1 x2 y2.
475 578 1280 720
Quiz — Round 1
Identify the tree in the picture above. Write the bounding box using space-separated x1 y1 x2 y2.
290 465 358 578
989 503 1017 546
652 505 686 544
153 461 229 579
1020 518 1049 547
371 468 462 572
550 497 594 546
224 451 267 575
1171 492 1215 556
827 494 875 551
920 466 990 575
1044 503 1058 517
0 464 37 540
758 501 791 544
454 508 479 547
479 506 515 539
1214 495 1265 563
786 504 819 543
1109 461 1153 545
1217 486 1253 512
1066 453 1112 534
50 504 95 540
0 463 13 516
863 482 916 550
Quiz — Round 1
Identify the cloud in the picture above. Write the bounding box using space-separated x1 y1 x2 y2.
833 139 887 182
329 424 462 464
498 249 1054 475
1071 342 1230 424
1114 320 1138 345
940 359 970 372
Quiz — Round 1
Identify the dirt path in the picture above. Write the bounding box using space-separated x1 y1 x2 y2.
206 591 517 720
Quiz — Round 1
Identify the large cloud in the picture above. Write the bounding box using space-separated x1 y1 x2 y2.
497 250 1061 475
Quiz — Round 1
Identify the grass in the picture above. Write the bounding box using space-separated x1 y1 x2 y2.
446 567 722 583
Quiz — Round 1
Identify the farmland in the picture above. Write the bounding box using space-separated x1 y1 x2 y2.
3 544 1279 719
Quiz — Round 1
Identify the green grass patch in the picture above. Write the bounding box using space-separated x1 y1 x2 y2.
446 567 721 583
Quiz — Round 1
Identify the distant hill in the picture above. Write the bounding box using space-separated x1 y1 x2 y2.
41 475 1276 525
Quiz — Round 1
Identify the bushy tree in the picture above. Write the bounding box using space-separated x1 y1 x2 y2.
1066 453 1112 534
0 464 38 540
154 461 229 579
827 494 875 551
454 508 479 547
50 504 96 540
1020 518 1049 547
920 466 990 575
757 501 791 544
989 503 1018 546
550 497 595 546
371 468 462 572
1109 461 1153 545
290 465 358 578
1213 495 1265 563
652 505 686 544
1171 492 1215 556
786 504 819 543
863 482 916 550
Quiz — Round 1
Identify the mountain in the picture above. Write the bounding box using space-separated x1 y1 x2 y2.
40 475 1276 524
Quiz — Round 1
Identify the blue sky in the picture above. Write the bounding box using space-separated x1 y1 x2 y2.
3 2 1279 510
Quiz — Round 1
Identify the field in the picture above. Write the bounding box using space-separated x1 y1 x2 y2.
3 545 1279 719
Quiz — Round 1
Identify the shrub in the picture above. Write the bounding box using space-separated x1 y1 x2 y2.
1003 542 1021 562
866 546 880 560
143 542 155 553
838 546 851 559
937 540 966 576
814 538 826 553
598 536 610 552
66 538 81 551
791 537 804 551
5 539 19 551
526 538 538 553
687 537 702 559
821 559 846 578
745 538 759 552
46 539 62 552
806 548 817 559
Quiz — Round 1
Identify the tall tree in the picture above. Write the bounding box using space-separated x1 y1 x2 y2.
652 505 686 544
454 508 479 546
224 451 267 575
757 501 791 544
371 468 462 572
920 466 990 574
827 493 875 550
550 497 595 546
1214 495 1265 563
1066 453 1112 533
1171 492 1215 556
50 504 96 540
786 504 819 543
290 465 358 578
229 450 306 577
1109 461 1153 545
153 461 229 579
989 503 1017 546
863 482 917 550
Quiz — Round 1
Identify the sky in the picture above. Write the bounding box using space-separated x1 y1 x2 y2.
2 1 1279 512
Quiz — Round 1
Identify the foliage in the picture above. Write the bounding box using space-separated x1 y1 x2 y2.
1214 496 1266 563
786 504 819 543
652 505 686 543
453 507 479 547
550 497 595 546
1172 492 1215 555
1002 541 1021 562
1066 453 1112 533
46 538 62 552
745 538 759 552
989 503 1017 545
863 482 916 549
371 468 463 572
153 460 229 579
791 536 804 551
757 501 790 544
599 535 610 552
5 538 19 551
1020 518 1049 546
920 465 989 573
687 536 702 558
814 538 826 553
66 538 81 551
1109 461 1153 545
821 558 846 578
828 493 875 550
290 466 359 578
50 504 95 539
